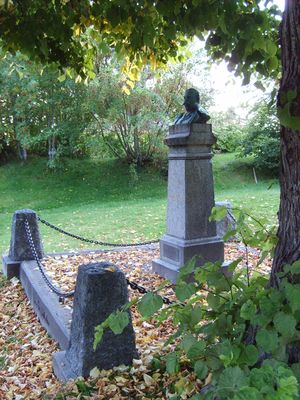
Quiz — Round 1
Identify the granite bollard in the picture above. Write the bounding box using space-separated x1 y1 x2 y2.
215 201 236 239
2 209 44 279
53 262 137 382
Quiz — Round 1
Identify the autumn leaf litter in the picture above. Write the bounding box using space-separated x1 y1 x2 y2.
0 243 271 399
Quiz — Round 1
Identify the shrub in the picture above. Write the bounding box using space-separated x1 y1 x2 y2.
239 99 280 175
212 108 246 153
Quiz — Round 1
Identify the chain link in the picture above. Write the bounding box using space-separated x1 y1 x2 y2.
227 209 237 224
24 218 174 305
126 279 174 305
24 218 75 301
38 216 159 247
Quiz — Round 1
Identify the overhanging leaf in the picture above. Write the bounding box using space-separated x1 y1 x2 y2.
107 310 129 335
138 292 163 318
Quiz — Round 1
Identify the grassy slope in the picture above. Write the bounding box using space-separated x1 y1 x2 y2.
213 153 279 224
0 154 279 255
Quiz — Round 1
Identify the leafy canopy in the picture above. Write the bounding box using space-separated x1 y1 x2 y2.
0 0 281 84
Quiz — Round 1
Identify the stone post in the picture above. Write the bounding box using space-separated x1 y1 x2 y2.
2 209 44 279
53 262 137 382
152 124 224 282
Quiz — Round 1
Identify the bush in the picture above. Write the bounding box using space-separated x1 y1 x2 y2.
212 108 246 153
239 100 280 175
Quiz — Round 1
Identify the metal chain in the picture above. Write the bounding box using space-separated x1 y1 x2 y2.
126 279 175 305
24 219 174 305
38 216 159 247
24 218 75 300
227 209 237 224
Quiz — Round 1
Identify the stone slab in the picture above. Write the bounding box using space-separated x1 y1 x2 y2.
2 255 21 279
20 260 71 350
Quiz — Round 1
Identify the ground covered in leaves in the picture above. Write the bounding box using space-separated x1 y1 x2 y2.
0 243 271 399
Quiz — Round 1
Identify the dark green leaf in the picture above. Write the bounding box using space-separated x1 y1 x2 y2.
175 282 196 301
273 312 297 338
194 360 208 380
239 345 259 366
107 311 129 335
138 292 163 318
178 257 197 281
207 292 220 310
165 352 180 374
180 334 197 352
187 341 206 361
256 328 279 353
233 387 262 400
223 229 237 241
285 283 300 313
218 367 248 397
240 300 256 320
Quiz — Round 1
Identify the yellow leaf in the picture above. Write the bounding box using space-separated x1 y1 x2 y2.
89 366 100 379
205 372 213 386
122 85 130 95
126 79 135 89
143 373 155 386
104 267 115 272
74 25 81 36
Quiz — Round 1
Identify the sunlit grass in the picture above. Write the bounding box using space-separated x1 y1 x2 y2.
0 154 279 256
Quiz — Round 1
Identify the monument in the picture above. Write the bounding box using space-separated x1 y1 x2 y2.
152 88 224 282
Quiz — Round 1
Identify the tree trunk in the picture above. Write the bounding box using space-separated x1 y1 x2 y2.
271 0 300 286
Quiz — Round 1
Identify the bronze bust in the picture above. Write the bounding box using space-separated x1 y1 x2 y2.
174 88 210 125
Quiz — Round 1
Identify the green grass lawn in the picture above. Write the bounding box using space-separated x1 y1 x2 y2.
0 154 279 256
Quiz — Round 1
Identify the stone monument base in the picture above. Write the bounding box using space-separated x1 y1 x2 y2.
152 234 224 283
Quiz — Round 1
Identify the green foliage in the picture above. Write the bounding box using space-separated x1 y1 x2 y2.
0 49 89 164
239 98 280 175
212 108 246 153
0 47 213 167
94 208 300 399
0 0 281 87
93 308 132 350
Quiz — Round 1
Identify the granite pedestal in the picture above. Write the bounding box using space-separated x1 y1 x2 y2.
152 124 224 282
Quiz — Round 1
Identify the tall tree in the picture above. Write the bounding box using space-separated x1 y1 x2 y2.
271 1 300 283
